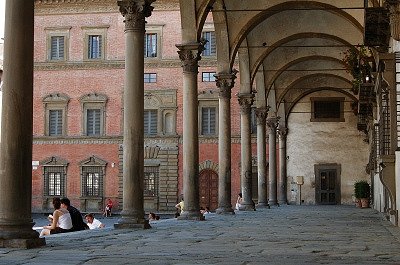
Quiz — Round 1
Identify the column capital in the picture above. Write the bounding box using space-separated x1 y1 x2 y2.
386 0 400 40
176 41 206 73
237 93 254 114
266 116 280 130
118 0 155 32
278 126 288 139
215 70 238 99
255 106 270 125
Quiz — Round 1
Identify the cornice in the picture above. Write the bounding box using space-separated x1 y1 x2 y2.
34 59 217 71
33 135 180 145
34 0 180 15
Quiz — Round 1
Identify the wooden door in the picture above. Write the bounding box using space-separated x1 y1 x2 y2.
315 167 340 205
199 169 218 211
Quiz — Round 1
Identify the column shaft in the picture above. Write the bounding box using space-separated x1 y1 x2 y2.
267 117 279 206
256 108 269 207
238 94 255 211
0 0 45 248
115 0 154 229
278 127 288 205
215 72 236 215
176 43 205 220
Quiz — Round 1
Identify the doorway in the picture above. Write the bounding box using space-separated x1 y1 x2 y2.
315 164 341 205
199 169 218 211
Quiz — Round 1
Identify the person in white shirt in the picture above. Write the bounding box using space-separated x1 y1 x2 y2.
85 213 105 229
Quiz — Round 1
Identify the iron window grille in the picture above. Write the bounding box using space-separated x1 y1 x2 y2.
81 166 103 197
144 166 159 196
43 166 66 197
379 91 390 155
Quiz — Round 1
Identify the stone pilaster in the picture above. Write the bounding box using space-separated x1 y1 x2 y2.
115 0 154 230
256 107 270 208
176 42 206 220
0 0 45 248
215 71 237 215
267 117 280 206
278 126 288 205
238 93 255 211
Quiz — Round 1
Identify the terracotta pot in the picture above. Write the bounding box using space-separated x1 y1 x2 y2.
355 199 362 208
361 198 369 208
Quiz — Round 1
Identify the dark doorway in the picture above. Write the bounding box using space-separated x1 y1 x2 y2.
315 164 341 205
199 169 218 211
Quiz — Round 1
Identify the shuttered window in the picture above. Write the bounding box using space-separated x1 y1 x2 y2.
88 35 102 59
44 167 65 197
145 33 157 58
144 110 157 135
201 107 216 135
202 31 216 56
87 109 101 136
50 36 65 60
49 109 63 136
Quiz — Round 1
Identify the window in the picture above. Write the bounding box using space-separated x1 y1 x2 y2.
49 109 63 136
46 27 70 61
42 156 68 197
43 93 70 136
145 33 157 58
88 35 102 59
144 110 158 135
202 72 216 82
144 166 159 196
310 97 345 122
202 31 216 56
50 36 65 60
80 156 106 198
80 93 108 136
144 73 157 83
201 107 216 135
82 26 108 60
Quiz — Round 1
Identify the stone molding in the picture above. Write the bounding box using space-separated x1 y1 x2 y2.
266 117 280 130
278 126 288 140
255 106 270 125
237 93 254 115
176 41 206 73
387 1 400 40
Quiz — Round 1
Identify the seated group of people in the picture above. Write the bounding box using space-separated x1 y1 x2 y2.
40 197 104 237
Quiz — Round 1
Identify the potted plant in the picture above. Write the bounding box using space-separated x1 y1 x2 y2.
342 46 372 95
354 180 370 208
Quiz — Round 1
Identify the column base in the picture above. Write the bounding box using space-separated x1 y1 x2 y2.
0 237 46 249
268 200 279 206
238 204 256 211
278 200 288 205
256 202 270 209
114 217 151 229
177 211 205 220
215 207 235 215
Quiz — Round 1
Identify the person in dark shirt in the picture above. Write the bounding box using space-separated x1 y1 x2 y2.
60 197 89 231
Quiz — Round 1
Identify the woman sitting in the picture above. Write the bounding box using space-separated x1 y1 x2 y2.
40 197 73 237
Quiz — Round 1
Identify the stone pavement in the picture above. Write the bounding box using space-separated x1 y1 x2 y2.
1 205 400 265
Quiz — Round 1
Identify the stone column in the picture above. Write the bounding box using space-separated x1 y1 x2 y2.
256 107 270 208
176 42 206 220
215 71 237 215
115 0 154 229
238 93 255 211
267 117 280 206
278 127 288 205
0 0 45 248
387 1 400 41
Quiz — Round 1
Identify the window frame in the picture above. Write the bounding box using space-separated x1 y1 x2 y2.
144 73 157 83
144 166 159 197
41 156 68 198
202 72 216 82
43 93 70 137
310 97 345 122
80 156 107 198
144 25 163 60
144 109 158 136
80 93 108 137
45 27 71 62
198 99 218 136
82 26 109 61
201 31 216 57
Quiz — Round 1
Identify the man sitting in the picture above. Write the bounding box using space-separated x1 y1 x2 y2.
85 213 105 229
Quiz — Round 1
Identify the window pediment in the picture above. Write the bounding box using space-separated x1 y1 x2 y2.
43 93 70 104
80 93 108 104
41 156 69 166
79 155 107 166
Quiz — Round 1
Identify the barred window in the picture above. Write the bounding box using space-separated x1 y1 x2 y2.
44 166 66 197
144 110 158 135
201 107 216 135
82 166 103 197
202 31 216 56
144 166 159 196
310 97 344 122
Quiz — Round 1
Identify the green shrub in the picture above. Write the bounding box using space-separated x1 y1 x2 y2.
354 180 370 199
